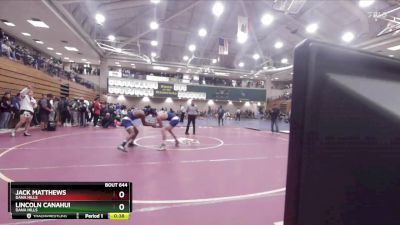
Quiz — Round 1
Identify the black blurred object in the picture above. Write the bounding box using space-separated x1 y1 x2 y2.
284 40 400 225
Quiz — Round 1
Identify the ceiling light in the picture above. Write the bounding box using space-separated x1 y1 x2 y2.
56 52 62 55
108 35 116 41
342 31 355 43
237 33 248 44
306 23 319 34
261 13 274 26
274 41 283 49
64 46 79 51
212 1 224 17
150 21 159 30
64 57 69 60
387 45 400 51
95 13 105 25
359 0 374 8
188 44 196 52
253 53 260 60
150 0 160 4
3 21 15 27
82 59 87 61
150 40 158 46
183 55 189 61
389 55 394 57
153 66 169 71
212 58 217 64
151 52 157 57
115 62 120 64
116 48 122 53
35 40 44 44
21 32 31 36
238 62 244 67
131 63 135 66
27 19 49 28
117 64 121 67
69 60 74 63
198 28 207 37
281 58 288 64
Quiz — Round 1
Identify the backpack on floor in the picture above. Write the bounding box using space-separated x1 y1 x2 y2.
47 121 56 131
47 111 56 131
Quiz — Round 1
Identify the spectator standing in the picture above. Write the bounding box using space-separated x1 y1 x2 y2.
58 96 70 126
53 97 60 125
236 108 241 121
10 93 21 127
93 97 101 127
185 101 198 135
70 98 79 126
0 92 12 129
180 105 185 123
78 98 88 127
39 94 53 130
217 105 225 126
12 86 37 137
270 106 280 133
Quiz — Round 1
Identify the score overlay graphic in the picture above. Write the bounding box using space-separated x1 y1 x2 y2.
8 182 132 220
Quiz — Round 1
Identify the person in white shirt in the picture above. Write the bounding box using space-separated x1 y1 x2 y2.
11 85 37 137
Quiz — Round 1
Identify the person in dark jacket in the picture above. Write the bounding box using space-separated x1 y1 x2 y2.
270 106 280 133
101 113 115 128
217 105 225 126
39 94 53 130
0 92 12 129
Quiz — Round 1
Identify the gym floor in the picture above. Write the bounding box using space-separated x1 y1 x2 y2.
0 120 288 225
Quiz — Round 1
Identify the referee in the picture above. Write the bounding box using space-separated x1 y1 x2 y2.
185 101 198 135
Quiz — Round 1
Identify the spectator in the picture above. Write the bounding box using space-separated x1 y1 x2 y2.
39 94 53 130
0 92 12 129
180 105 185 123
78 98 88 127
217 105 225 126
1 40 13 59
53 97 60 124
10 93 21 127
270 106 280 132
236 108 241 121
70 98 79 126
185 101 198 135
101 113 115 128
93 97 101 127
58 96 70 126
12 86 37 137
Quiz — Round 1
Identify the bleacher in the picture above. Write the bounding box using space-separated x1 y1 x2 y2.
0 58 97 100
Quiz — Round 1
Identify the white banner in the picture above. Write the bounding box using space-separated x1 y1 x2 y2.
108 71 122 77
237 16 249 40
